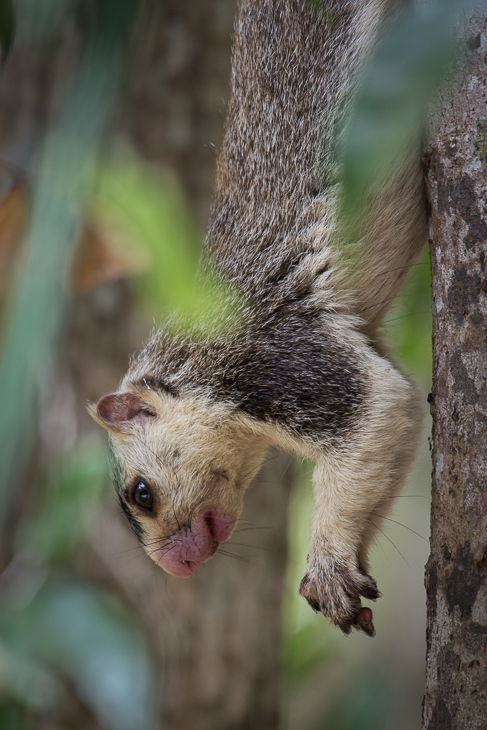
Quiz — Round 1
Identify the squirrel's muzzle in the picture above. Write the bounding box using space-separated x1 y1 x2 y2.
152 509 233 577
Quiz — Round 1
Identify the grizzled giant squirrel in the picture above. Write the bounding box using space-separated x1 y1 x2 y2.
91 0 427 636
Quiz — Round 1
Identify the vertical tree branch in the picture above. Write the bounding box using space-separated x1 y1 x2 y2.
423 14 487 730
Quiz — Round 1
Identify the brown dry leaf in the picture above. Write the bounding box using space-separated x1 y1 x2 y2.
0 183 29 289
71 201 150 294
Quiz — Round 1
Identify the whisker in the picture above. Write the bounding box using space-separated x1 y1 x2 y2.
148 542 180 561
250 477 293 487
217 550 254 565
187 494 208 528
373 513 429 543
384 311 430 324
370 519 411 568
381 495 429 500
360 294 401 314
227 541 274 553
173 503 181 531
132 434 167 470
376 261 430 277
113 545 146 555
140 537 173 549
235 519 260 526
277 456 294 481
239 453 280 481
370 527 388 561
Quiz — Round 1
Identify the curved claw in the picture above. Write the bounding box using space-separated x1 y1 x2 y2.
299 561 380 637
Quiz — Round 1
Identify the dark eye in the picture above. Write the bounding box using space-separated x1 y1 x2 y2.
132 480 154 511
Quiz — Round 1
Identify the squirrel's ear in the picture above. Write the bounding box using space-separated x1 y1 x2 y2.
89 392 155 432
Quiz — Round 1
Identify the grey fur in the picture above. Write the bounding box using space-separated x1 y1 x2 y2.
92 0 427 636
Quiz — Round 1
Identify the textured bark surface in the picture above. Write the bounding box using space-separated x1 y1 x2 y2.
423 17 487 730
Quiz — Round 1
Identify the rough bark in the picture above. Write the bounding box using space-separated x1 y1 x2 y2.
423 16 487 730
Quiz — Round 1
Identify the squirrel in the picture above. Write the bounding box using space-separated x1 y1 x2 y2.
90 0 427 637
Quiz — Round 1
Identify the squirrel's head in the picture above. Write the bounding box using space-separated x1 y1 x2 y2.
89 387 268 576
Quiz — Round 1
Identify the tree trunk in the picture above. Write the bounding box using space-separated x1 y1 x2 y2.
423 15 487 730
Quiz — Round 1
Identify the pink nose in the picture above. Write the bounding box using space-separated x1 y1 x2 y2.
153 510 233 577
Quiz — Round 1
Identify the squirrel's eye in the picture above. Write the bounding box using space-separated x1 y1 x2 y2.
132 480 154 511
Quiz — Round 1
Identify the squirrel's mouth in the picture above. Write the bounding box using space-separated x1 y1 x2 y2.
151 509 234 577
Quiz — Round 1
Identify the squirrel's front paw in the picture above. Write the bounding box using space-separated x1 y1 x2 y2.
299 555 380 637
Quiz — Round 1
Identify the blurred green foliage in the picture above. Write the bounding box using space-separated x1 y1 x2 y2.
0 435 158 728
15 0 70 44
282 619 332 685
0 0 137 524
0 576 155 730
92 149 249 338
322 670 393 730
0 2 158 728
0 0 14 62
94 151 202 318
282 460 331 686
15 438 108 566
340 0 485 239
388 247 432 388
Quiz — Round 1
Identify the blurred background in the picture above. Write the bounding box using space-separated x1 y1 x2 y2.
0 1 434 729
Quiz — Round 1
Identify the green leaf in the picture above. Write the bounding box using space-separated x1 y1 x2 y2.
0 575 157 730
281 621 331 684
0 702 26 730
93 152 201 313
15 437 109 566
0 0 140 529
340 0 485 238
0 642 65 712
386 247 432 388
0 0 14 62
17 0 71 44
322 668 393 730
92 149 249 337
